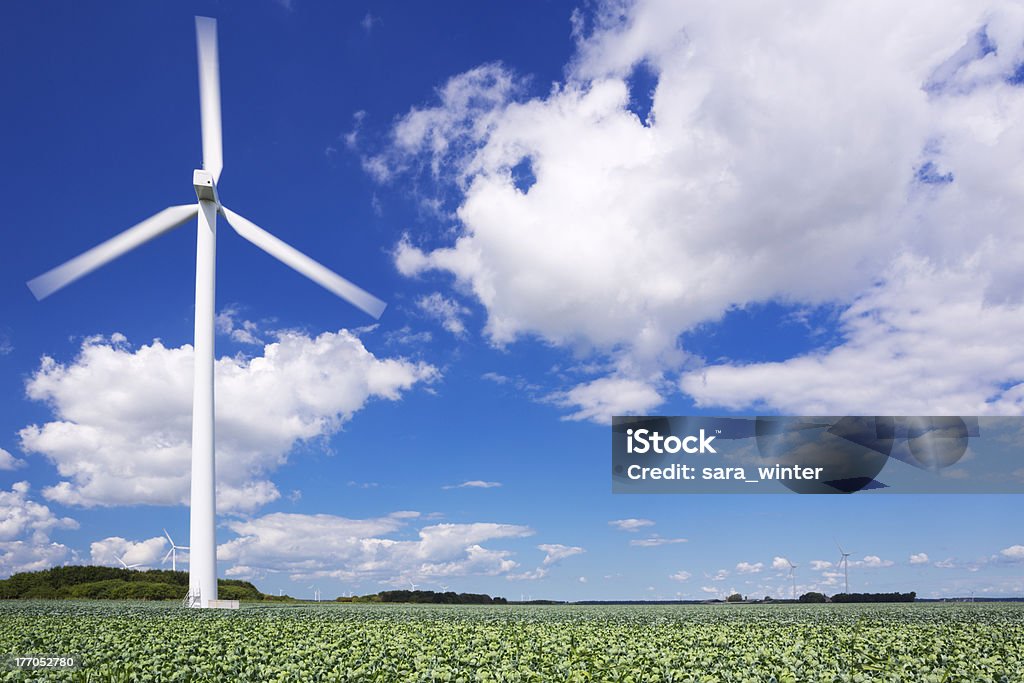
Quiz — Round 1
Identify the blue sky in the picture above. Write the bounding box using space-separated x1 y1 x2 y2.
1 1 1023 601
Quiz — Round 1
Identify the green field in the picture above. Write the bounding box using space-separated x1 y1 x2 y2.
0 601 1021 682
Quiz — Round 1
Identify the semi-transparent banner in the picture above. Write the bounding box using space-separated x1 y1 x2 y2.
611 416 1024 494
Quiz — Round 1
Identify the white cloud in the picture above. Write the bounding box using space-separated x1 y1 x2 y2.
219 512 532 582
682 258 1024 413
376 0 1024 418
19 331 438 512
417 293 470 337
538 544 585 566
0 482 78 544
578 576 588 583
629 536 687 547
0 482 77 576
771 556 791 571
935 558 957 569
0 448 25 471
735 561 763 574
442 480 502 490
910 552 931 565
708 569 728 582
609 518 655 532
90 536 168 568
215 306 264 345
856 555 895 568
507 567 548 581
669 570 691 582
810 560 833 571
700 586 719 595
548 376 664 423
999 545 1024 560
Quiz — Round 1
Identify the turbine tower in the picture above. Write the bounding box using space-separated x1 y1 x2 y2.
788 560 797 600
162 529 190 573
836 541 851 594
27 17 386 608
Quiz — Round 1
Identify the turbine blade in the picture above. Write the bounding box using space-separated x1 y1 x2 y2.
164 528 174 545
195 16 223 182
27 204 199 300
163 548 173 563
222 207 387 318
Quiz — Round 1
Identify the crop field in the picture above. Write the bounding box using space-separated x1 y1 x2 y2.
0 601 1021 682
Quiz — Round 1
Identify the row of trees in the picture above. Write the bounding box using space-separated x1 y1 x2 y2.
724 591 917 603
0 566 264 601
349 590 507 604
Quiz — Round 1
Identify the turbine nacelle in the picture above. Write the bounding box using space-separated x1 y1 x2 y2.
193 169 219 205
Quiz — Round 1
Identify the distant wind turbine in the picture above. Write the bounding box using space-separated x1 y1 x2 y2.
162 529 190 573
408 580 419 591
116 555 141 570
788 560 798 600
836 541 852 594
27 16 386 609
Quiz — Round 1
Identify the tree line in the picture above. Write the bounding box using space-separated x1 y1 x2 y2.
345 590 507 604
0 566 264 601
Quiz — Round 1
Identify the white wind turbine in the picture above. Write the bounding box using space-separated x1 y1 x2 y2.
162 529 190 573
836 541 852 594
116 555 142 570
788 560 798 600
26 17 385 609
308 585 321 602
408 580 419 591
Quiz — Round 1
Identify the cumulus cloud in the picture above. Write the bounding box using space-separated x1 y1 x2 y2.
19 331 438 512
1000 545 1024 560
373 0 1024 419
735 561 763 574
771 556 792 571
219 512 532 582
0 482 77 576
810 560 834 571
442 480 502 490
682 258 1024 413
507 567 548 581
538 544 585 565
910 552 931 565
417 293 470 337
215 306 264 345
0 448 25 471
609 518 655 532
629 536 687 547
856 555 895 568
669 570 691 582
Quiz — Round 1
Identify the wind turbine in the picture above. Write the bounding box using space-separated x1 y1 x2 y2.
26 17 386 609
162 529 190 573
788 560 798 600
836 541 851 594
116 555 141 570
408 580 419 591
308 585 321 602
